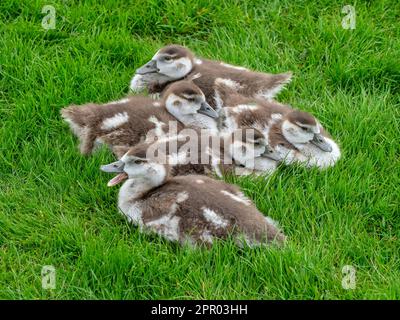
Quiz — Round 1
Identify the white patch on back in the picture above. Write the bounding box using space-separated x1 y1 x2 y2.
146 214 181 241
196 179 204 184
176 191 189 203
194 58 203 65
231 104 259 113
153 101 161 107
202 207 228 229
221 190 251 206
108 98 130 105
220 62 248 71
215 78 243 90
147 116 166 137
271 113 283 121
145 191 188 242
189 72 202 80
101 112 129 130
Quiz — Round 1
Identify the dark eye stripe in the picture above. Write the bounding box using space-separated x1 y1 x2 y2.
132 158 146 164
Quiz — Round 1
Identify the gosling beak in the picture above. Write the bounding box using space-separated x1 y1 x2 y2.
100 160 128 187
136 60 158 75
101 160 125 173
198 101 219 118
262 146 281 161
311 134 332 152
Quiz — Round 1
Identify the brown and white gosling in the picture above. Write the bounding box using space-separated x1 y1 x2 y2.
100 148 286 247
217 89 341 169
268 111 341 169
129 44 292 107
112 127 280 177
61 80 219 155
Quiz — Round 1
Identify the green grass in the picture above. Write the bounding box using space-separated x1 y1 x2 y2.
0 0 399 299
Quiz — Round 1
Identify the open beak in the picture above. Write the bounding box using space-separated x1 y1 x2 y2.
100 160 128 187
262 146 281 161
136 60 159 75
198 101 219 118
310 134 332 152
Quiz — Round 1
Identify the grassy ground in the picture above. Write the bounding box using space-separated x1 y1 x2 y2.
0 0 399 299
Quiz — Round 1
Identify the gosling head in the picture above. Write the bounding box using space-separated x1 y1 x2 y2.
281 110 332 152
163 80 218 120
229 127 280 165
136 45 194 80
100 146 168 188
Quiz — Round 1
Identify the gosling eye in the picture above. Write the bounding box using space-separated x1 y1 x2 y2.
173 100 182 107
300 126 308 132
164 56 173 62
133 159 144 164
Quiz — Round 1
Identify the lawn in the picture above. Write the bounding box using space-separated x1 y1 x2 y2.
0 0 399 299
